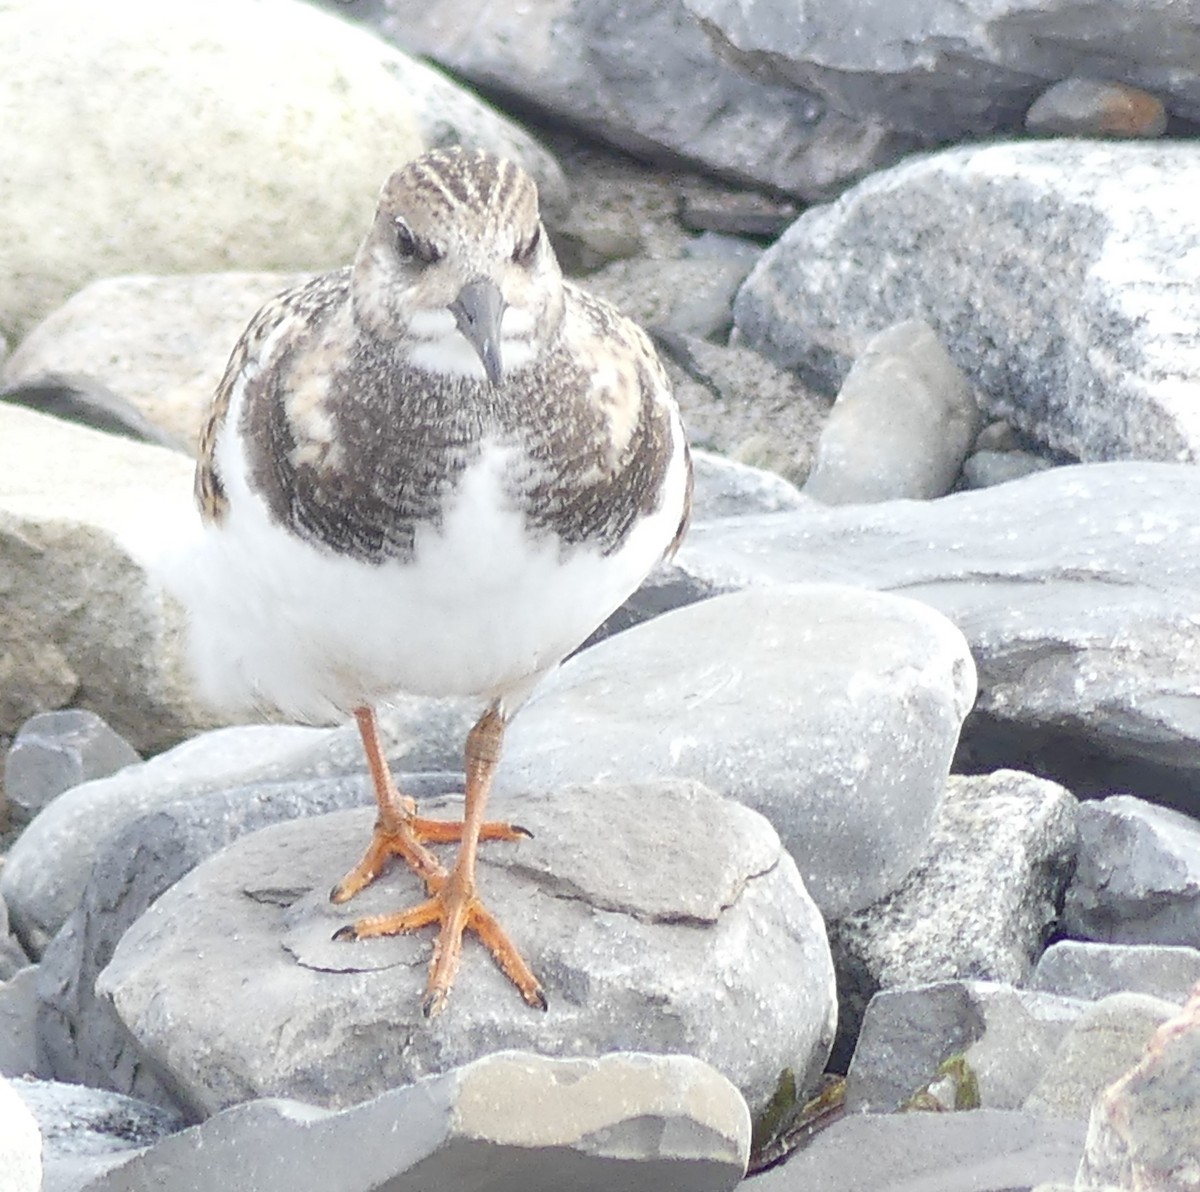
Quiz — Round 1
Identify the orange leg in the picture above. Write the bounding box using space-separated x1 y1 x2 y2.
332 704 546 1017
329 705 528 903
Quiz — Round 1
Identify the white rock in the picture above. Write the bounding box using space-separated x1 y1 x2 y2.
3 273 310 450
0 404 209 753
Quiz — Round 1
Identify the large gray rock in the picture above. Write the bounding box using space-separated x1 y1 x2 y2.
830 771 1077 1058
35 770 453 1107
802 319 980 504
96 782 836 1124
744 1109 1087 1192
1062 795 1200 946
0 0 566 342
2 273 310 452
1079 987 1200 1192
339 0 917 201
498 585 977 919
664 461 1200 814
0 0 416 341
845 980 1088 1114
3 701 471 955
0 405 207 754
1029 940 1200 1005
684 0 1200 139
1024 992 1181 1120
76 1052 750 1192
733 141 1200 463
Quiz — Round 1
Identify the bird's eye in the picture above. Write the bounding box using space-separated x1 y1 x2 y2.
393 220 443 265
394 219 417 259
512 225 541 265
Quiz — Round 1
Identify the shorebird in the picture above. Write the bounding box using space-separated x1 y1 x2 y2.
183 147 692 1015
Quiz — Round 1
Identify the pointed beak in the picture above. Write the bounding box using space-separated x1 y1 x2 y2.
449 278 506 387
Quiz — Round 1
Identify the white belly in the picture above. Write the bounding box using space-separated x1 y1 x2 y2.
171 431 688 725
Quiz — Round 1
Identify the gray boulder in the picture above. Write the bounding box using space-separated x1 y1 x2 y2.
497 585 977 919
684 0 1200 139
665 461 1200 814
1062 794 1200 946
96 783 836 1125
0 967 39 1079
733 141 1200 463
0 405 208 756
830 770 1077 1058
73 1052 750 1192
338 0 917 201
1029 940 1200 1005
845 980 1088 1114
0 0 565 341
802 319 980 504
34 772 413 1106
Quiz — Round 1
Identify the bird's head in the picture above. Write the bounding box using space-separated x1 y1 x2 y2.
351 147 564 386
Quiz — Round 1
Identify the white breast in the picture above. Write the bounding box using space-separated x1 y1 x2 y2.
170 408 689 725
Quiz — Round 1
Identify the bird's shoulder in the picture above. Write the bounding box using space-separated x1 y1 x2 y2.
194 269 352 523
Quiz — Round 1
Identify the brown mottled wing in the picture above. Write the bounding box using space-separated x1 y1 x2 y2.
664 437 693 561
194 272 346 524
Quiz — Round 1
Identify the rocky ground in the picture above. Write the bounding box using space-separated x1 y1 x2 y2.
2 1 1200 1190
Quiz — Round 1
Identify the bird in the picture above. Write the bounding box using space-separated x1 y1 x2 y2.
181 146 693 1017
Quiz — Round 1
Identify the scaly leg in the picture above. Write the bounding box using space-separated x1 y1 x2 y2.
329 705 528 903
332 704 546 1017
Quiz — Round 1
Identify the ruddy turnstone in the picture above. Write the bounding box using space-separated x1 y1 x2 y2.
183 146 692 1016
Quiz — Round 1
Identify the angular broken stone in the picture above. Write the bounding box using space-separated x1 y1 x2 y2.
96 782 836 1125
845 979 1088 1114
1029 940 1200 1006
1061 794 1200 947
830 770 1077 1060
79 1052 750 1192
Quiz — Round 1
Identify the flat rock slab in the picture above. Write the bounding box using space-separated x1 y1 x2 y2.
733 141 1200 463
746 1108 1088 1192
670 461 1200 812
499 585 976 920
81 1051 749 1192
96 781 836 1125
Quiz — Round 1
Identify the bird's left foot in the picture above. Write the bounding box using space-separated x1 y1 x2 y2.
329 812 530 903
333 870 547 1017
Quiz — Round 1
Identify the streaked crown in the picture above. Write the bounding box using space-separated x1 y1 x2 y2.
351 147 564 383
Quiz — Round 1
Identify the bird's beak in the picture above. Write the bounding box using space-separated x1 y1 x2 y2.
449 278 506 387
